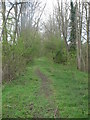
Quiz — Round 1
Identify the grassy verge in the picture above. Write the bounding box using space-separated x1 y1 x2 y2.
2 57 88 118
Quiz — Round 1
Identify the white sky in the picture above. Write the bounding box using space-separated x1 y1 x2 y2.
40 0 89 22
40 0 56 22
40 0 76 22
41 0 89 16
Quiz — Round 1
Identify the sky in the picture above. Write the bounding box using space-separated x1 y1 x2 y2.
0 0 89 35
39 0 89 22
41 0 89 16
40 0 56 22
40 0 76 22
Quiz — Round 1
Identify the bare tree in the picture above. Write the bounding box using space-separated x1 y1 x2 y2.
59 0 69 52
1 0 7 41
85 2 90 72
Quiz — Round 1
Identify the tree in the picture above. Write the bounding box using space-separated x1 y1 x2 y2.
1 1 7 41
1 0 45 81
69 1 77 51
60 0 69 52
75 1 89 72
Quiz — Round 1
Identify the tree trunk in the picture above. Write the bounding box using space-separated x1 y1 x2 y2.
86 3 90 72
1 1 7 41
14 1 18 42
76 1 81 70
61 1 69 53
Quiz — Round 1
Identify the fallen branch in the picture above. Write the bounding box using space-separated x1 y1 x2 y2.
54 106 60 118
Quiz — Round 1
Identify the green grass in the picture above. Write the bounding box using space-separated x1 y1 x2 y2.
2 57 88 118
0 85 2 119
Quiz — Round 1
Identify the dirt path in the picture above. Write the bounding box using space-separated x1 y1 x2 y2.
36 69 52 98
36 68 60 118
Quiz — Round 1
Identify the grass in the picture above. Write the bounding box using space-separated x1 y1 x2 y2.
2 57 88 118
0 85 2 119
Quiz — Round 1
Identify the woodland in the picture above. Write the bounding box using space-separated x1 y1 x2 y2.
0 0 89 118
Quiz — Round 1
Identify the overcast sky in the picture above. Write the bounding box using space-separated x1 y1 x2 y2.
41 0 89 16
40 0 76 22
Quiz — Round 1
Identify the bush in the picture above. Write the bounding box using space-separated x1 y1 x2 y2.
2 37 26 81
54 48 67 64
67 51 77 66
2 28 42 81
43 35 62 58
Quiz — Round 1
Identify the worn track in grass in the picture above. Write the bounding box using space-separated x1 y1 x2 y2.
36 68 60 118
